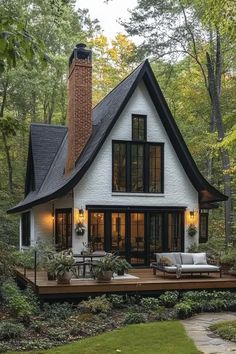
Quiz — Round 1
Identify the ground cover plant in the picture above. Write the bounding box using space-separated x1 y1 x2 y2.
210 320 236 342
1 281 236 352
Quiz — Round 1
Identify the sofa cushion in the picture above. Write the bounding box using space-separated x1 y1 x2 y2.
159 256 174 266
181 264 219 272
193 253 207 265
155 253 181 265
181 253 193 264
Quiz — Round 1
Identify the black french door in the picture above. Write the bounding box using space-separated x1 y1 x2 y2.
55 208 72 251
87 208 184 266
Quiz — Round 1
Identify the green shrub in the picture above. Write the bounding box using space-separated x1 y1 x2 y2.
155 307 177 321
140 297 160 311
159 291 179 307
42 302 74 321
47 327 70 341
0 321 25 340
124 312 147 324
0 343 9 353
1 279 36 321
109 294 126 308
210 320 236 342
203 299 227 312
174 301 193 319
79 295 111 314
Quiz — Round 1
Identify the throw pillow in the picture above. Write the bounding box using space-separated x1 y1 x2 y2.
158 256 174 266
193 253 207 265
181 253 193 264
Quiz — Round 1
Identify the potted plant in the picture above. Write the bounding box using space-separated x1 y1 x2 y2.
220 251 236 274
75 222 86 236
187 224 197 237
54 250 76 284
46 256 57 280
115 258 131 276
93 254 118 282
229 263 236 276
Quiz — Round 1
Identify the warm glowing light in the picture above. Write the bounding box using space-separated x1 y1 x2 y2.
185 209 199 225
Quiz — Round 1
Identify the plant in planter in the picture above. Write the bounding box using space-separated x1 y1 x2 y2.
54 250 76 284
46 256 57 280
93 254 118 282
115 258 132 276
187 224 197 237
220 251 236 274
75 222 86 236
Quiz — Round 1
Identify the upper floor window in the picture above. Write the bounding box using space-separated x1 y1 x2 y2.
21 212 31 247
132 115 146 141
112 141 164 193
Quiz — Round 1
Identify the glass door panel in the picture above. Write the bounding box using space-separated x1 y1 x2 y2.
150 213 163 262
89 212 105 251
167 213 182 251
111 213 126 255
55 209 72 251
130 213 145 265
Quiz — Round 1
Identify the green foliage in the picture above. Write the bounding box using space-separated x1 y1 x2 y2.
174 301 193 319
1 279 38 321
0 241 16 278
47 327 70 341
53 249 76 277
13 249 35 269
42 302 74 321
108 294 126 308
124 312 147 324
140 297 160 311
210 320 236 342
0 321 24 340
159 291 179 308
79 295 112 314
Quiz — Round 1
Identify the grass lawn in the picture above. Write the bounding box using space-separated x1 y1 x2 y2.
8 321 202 354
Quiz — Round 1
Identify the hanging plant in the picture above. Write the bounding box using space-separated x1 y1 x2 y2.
187 224 197 237
75 222 86 236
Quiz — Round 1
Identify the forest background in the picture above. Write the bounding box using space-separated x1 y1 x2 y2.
0 0 235 247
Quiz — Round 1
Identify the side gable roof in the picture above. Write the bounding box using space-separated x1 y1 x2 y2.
8 60 227 213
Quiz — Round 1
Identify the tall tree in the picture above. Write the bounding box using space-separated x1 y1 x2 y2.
122 0 235 243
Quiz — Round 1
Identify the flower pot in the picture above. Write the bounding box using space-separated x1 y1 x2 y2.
96 271 113 282
47 271 56 281
57 271 73 284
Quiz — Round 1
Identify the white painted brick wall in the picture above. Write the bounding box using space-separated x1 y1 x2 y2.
74 80 199 252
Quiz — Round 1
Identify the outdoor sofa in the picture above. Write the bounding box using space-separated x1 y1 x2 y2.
151 252 222 279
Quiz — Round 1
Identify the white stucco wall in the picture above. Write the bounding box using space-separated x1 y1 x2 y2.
73 80 199 252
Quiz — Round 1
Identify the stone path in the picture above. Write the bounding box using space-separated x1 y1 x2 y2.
182 313 236 354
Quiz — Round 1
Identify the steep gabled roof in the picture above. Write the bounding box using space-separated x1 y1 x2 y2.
8 60 227 213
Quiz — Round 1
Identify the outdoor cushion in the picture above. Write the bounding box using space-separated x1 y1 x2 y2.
172 252 182 265
159 256 174 266
181 253 193 264
155 253 179 265
193 253 207 265
181 264 219 272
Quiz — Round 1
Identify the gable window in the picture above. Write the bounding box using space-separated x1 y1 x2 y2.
199 212 208 243
113 143 126 192
21 212 31 247
112 141 164 193
131 144 144 192
132 115 146 141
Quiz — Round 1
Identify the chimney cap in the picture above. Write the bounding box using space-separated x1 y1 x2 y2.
69 43 92 67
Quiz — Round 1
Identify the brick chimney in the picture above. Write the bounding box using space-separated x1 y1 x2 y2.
65 43 92 174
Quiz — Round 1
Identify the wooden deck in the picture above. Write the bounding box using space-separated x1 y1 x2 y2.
16 268 236 300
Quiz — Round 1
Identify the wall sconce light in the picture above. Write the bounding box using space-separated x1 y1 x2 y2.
190 210 195 219
79 208 84 218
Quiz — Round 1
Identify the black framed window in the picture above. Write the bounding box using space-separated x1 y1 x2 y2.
112 141 164 193
55 209 72 250
149 145 162 192
132 115 146 141
113 143 126 192
131 144 144 192
199 213 208 243
21 212 31 247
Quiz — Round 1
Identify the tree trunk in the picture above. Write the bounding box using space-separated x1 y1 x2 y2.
206 31 232 244
1 131 14 194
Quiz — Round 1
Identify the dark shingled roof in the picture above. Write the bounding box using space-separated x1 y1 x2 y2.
8 60 227 213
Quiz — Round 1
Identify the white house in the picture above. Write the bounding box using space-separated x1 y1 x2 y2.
8 43 227 267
